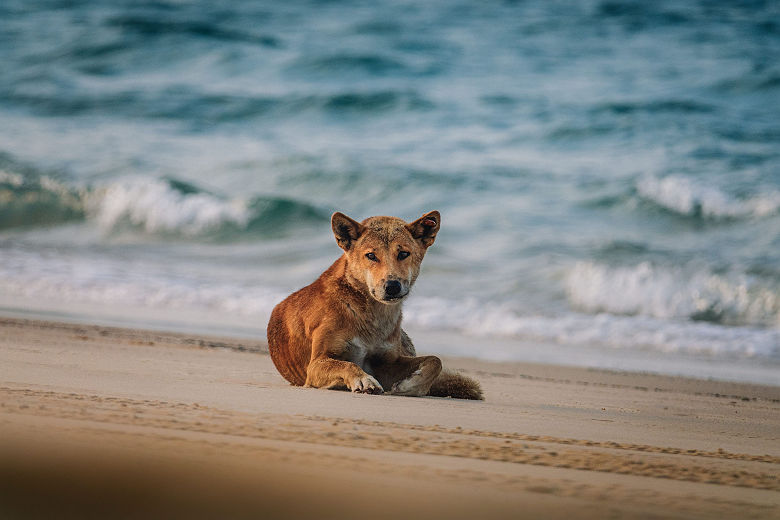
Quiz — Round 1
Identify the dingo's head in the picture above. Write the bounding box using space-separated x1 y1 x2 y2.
332 211 440 305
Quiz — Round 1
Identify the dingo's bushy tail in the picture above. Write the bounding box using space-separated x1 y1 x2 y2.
428 369 484 400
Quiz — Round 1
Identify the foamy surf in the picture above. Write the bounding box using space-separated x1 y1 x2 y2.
1 243 776 362
0 169 327 238
566 261 779 327
402 297 779 360
87 177 252 236
636 175 780 219
0 245 287 320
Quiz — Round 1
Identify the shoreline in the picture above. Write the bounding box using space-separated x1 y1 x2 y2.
1 316 778 519
2 303 778 386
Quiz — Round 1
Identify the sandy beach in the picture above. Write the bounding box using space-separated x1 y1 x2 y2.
0 316 778 519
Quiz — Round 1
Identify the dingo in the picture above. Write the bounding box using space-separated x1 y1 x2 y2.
267 211 483 399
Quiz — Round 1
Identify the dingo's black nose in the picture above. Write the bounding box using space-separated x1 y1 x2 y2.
384 280 402 297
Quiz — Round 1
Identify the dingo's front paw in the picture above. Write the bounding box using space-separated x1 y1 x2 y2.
350 374 384 394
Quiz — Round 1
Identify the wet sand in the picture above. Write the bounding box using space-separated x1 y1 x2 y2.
1 317 778 519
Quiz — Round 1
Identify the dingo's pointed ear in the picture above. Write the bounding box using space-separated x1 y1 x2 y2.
332 212 363 251
406 210 440 248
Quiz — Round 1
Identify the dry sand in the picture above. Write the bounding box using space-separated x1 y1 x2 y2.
0 317 778 519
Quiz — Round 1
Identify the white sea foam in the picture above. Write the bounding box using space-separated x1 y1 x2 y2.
0 247 285 319
87 177 251 236
0 169 24 186
565 261 779 327
636 175 780 218
0 247 777 362
402 297 779 359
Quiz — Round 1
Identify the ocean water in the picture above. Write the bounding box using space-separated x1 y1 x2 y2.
1 0 779 384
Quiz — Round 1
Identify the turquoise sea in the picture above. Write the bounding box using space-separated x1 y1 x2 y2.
1 1 778 383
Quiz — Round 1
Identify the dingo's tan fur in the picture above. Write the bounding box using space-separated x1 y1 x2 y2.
267 211 483 399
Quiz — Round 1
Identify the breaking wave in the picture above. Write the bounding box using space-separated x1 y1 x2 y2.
0 170 327 238
87 178 252 236
565 261 780 327
403 297 779 360
636 175 780 220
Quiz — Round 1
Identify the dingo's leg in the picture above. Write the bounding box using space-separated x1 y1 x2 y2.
375 356 442 397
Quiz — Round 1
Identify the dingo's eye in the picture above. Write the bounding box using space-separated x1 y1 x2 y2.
365 252 378 262
397 251 410 260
